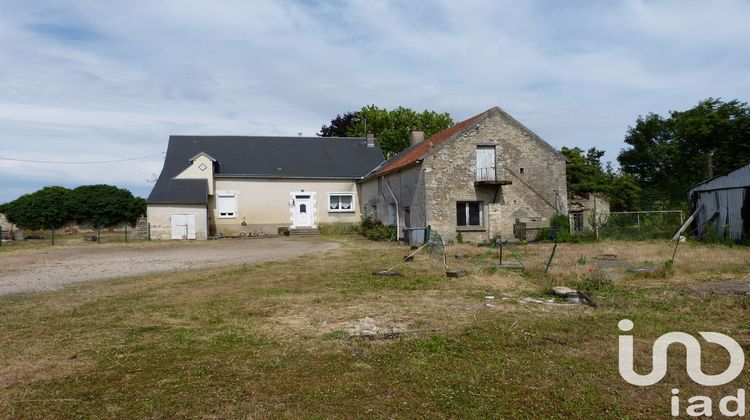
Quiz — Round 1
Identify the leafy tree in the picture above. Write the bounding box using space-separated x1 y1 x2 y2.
561 147 608 195
0 185 146 230
319 105 454 157
619 98 750 209
71 185 145 228
0 186 74 230
318 112 357 137
561 147 640 211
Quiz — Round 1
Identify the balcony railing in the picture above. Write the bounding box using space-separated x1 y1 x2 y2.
474 166 511 185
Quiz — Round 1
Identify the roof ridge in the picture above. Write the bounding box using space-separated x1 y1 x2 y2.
367 107 495 178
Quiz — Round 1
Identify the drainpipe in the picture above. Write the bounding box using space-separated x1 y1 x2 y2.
382 176 401 241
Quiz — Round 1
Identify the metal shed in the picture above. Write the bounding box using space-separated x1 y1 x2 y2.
688 163 750 241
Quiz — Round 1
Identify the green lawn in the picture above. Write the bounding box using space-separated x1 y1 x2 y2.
1 237 748 418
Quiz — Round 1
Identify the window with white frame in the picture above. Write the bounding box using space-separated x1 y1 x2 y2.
217 192 237 218
456 201 482 227
328 193 354 212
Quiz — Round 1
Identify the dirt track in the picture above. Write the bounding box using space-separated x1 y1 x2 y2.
0 237 337 296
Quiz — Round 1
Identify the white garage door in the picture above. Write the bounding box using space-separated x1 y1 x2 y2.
170 214 196 240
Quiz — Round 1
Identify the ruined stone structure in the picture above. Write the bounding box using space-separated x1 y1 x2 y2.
358 107 567 242
568 193 610 234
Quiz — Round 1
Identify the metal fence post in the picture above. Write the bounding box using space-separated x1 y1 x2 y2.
125 224 128 243
51 228 55 246
148 222 151 241
0 226 3 247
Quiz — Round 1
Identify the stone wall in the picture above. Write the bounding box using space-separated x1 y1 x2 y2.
423 109 567 242
0 213 16 231
569 193 610 233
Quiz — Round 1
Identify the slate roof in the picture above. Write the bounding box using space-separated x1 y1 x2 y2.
148 178 209 204
366 106 565 179
147 136 385 204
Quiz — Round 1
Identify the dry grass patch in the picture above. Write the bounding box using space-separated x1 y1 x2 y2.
1 236 749 418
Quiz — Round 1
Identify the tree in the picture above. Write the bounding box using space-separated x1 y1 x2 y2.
71 185 145 228
318 112 357 137
0 185 146 230
319 105 454 157
619 98 750 209
0 186 74 230
561 147 640 211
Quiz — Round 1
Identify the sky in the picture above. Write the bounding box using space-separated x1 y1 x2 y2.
1 0 749 203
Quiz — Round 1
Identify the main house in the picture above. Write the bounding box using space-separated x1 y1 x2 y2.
359 106 567 242
147 135 384 239
147 106 567 241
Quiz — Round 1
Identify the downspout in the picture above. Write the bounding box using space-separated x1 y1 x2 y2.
383 176 401 241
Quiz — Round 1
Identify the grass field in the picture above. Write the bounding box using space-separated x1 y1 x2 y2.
1 236 749 418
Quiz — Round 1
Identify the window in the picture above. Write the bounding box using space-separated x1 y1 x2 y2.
519 167 525 174
457 202 482 227
404 207 411 228
328 193 354 212
217 193 237 218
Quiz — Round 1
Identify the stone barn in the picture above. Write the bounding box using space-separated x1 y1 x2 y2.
358 106 568 242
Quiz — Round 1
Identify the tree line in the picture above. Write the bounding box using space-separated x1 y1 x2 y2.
0 185 145 230
320 99 749 212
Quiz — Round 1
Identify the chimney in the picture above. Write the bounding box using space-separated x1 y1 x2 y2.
366 132 375 148
409 126 424 147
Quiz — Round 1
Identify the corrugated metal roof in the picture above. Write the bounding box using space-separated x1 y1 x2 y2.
689 162 750 192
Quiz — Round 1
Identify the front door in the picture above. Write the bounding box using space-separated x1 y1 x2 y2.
170 214 196 239
293 196 312 227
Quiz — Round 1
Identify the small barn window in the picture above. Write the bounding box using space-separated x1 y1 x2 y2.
457 202 482 227
520 167 525 174
217 193 237 218
328 193 354 212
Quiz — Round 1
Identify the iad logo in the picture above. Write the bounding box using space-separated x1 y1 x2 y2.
618 319 747 417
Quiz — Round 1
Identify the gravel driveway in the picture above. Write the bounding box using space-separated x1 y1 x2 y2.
0 237 337 296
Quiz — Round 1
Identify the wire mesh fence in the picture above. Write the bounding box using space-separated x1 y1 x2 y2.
598 211 685 240
459 239 750 281
427 230 447 270
0 226 143 248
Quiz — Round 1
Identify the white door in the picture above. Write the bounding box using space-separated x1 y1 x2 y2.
476 146 496 181
294 196 312 227
170 214 196 239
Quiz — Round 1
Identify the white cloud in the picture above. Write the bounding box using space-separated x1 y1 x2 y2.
0 0 749 202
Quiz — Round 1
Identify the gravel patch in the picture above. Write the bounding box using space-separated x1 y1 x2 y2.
0 237 337 296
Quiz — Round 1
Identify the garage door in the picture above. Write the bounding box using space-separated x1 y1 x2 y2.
170 214 196 240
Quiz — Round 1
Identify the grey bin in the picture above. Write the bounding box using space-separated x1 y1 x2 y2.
403 227 430 246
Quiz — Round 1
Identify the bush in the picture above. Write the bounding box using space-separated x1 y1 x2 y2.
1 184 145 230
359 215 397 241
537 214 573 242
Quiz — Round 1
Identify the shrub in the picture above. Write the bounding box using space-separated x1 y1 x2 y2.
359 215 397 241
537 214 573 242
